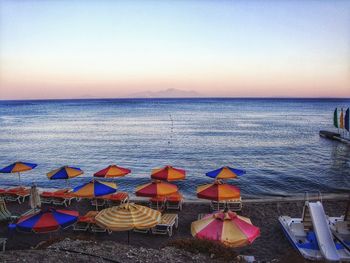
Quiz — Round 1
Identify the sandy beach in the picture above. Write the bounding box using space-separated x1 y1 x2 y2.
0 194 348 262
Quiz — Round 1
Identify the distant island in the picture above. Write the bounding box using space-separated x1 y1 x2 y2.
129 88 202 98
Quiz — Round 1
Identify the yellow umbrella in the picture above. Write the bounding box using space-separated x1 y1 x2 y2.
96 203 161 243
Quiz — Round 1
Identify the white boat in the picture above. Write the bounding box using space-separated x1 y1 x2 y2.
328 201 350 261
279 200 350 262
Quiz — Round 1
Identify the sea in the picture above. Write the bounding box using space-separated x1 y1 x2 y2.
0 98 349 199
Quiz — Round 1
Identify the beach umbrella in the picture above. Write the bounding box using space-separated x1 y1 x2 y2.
29 184 41 213
94 164 131 178
135 180 178 197
206 166 245 180
72 179 117 198
197 180 240 201
96 202 161 243
151 165 186 181
47 166 83 186
191 210 260 247
15 208 79 233
72 179 117 210
0 161 37 183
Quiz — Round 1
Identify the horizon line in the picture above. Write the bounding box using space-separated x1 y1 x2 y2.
1 96 350 102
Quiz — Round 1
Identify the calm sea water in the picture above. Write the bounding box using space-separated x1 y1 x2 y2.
0 98 349 199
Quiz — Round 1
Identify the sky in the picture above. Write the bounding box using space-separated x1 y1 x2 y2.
0 0 350 99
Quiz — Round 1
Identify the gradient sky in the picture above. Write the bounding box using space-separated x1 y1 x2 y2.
1 0 350 99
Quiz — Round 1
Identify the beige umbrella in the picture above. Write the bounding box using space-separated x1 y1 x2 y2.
29 184 41 213
96 203 161 243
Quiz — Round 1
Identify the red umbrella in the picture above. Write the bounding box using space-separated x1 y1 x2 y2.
94 164 131 178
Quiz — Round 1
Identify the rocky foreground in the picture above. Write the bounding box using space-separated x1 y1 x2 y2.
0 238 247 263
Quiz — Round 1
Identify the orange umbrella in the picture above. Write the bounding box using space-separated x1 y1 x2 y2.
94 164 131 178
135 180 178 197
151 165 185 181
197 180 240 201
191 210 260 247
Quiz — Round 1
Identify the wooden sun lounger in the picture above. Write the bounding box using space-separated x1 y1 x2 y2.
166 193 183 211
151 213 178 237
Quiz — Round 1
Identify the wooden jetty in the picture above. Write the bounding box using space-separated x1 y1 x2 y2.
319 130 350 145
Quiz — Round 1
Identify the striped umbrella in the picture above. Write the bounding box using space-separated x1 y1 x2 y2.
16 208 79 233
0 161 37 183
94 164 131 178
197 181 240 201
72 179 117 198
191 210 260 247
151 165 186 181
96 203 161 243
135 180 178 197
206 166 245 180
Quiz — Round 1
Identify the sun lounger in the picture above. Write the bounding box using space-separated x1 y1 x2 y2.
74 211 111 234
0 238 7 252
210 197 243 212
210 201 226 211
149 196 166 211
166 192 183 211
226 197 243 211
0 198 18 222
40 189 70 204
52 192 75 207
105 192 129 207
151 213 178 237
4 187 30 204
91 198 106 208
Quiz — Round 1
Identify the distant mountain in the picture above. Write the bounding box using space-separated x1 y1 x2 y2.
129 88 201 98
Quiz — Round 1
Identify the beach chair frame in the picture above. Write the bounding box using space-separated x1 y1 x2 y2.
166 199 183 211
226 197 243 211
151 213 178 237
0 198 18 222
149 198 166 211
0 238 7 252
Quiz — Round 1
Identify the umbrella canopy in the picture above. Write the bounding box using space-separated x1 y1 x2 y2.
29 185 41 210
47 166 83 180
96 203 161 231
16 208 79 233
135 180 178 197
191 210 260 247
197 181 240 201
94 164 131 178
72 179 117 198
151 165 186 181
0 162 37 173
0 161 37 182
206 166 245 180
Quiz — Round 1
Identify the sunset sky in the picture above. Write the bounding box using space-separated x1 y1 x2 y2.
1 0 350 99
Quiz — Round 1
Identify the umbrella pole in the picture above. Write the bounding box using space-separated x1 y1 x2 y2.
128 231 130 244
18 172 21 184
95 199 98 211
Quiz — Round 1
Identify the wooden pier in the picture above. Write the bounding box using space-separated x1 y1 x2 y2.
319 130 350 145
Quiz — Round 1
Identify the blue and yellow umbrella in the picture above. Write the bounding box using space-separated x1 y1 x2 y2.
72 179 117 198
47 166 83 180
0 161 37 183
206 166 245 180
